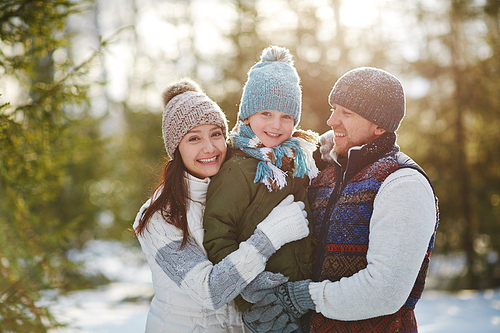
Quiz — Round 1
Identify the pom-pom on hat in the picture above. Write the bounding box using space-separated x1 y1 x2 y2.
239 45 302 124
329 67 406 132
162 78 228 159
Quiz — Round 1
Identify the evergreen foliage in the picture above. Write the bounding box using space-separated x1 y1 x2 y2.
0 0 107 331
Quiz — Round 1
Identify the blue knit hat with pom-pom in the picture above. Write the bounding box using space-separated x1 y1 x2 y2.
239 46 302 124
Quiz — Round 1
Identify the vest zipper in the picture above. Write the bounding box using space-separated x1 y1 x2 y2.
313 155 352 280
313 164 345 279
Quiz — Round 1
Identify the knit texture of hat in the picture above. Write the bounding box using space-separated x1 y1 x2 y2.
162 78 228 159
329 67 405 132
239 45 302 124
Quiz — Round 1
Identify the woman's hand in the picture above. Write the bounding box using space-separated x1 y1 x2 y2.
256 195 309 251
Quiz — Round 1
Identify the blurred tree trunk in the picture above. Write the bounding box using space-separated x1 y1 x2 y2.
449 0 478 289
449 0 478 288
332 0 349 69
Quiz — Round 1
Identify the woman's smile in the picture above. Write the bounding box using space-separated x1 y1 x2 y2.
178 124 227 179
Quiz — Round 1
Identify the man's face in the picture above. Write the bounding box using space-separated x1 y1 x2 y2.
327 103 386 157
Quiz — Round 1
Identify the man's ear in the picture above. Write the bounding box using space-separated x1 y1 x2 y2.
374 126 386 136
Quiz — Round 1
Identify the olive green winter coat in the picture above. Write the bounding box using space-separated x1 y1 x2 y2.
203 149 314 312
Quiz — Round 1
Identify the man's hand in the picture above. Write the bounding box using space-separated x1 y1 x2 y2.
243 293 299 333
242 280 315 333
241 271 288 303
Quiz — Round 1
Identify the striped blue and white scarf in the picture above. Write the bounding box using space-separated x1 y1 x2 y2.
230 121 319 192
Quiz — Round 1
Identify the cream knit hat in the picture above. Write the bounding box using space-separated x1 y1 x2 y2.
162 78 228 159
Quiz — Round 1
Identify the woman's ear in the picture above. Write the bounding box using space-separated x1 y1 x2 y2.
243 118 250 126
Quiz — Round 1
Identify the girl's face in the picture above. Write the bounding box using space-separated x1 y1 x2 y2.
244 110 295 148
178 124 227 179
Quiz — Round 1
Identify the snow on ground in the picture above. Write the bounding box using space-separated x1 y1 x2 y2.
42 240 153 333
417 288 500 332
43 240 500 332
43 283 151 333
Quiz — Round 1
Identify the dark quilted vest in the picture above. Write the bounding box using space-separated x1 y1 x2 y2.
307 133 438 333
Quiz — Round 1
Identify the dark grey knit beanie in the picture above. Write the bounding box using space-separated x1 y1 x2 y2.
329 67 405 132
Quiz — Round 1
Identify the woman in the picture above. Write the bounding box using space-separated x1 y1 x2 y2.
133 78 310 332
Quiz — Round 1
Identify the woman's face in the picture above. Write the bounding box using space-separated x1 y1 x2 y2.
178 124 227 179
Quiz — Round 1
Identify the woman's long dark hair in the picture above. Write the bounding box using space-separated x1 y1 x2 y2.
134 149 191 248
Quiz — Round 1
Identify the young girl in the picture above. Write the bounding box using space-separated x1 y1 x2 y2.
133 78 310 332
203 46 319 331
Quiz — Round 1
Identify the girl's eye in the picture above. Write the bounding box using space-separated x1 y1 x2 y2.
283 114 292 119
212 131 222 137
261 111 270 116
188 136 200 142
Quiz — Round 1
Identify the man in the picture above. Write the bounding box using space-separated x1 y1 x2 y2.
242 67 438 333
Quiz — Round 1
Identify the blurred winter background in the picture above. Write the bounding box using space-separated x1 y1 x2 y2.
1 0 500 332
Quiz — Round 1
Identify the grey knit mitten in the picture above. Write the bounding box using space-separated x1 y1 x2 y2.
243 280 314 333
243 294 298 333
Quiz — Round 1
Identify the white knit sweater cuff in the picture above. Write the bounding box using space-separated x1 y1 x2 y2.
308 281 323 312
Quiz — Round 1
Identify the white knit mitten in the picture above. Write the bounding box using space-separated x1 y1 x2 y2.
256 195 309 251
